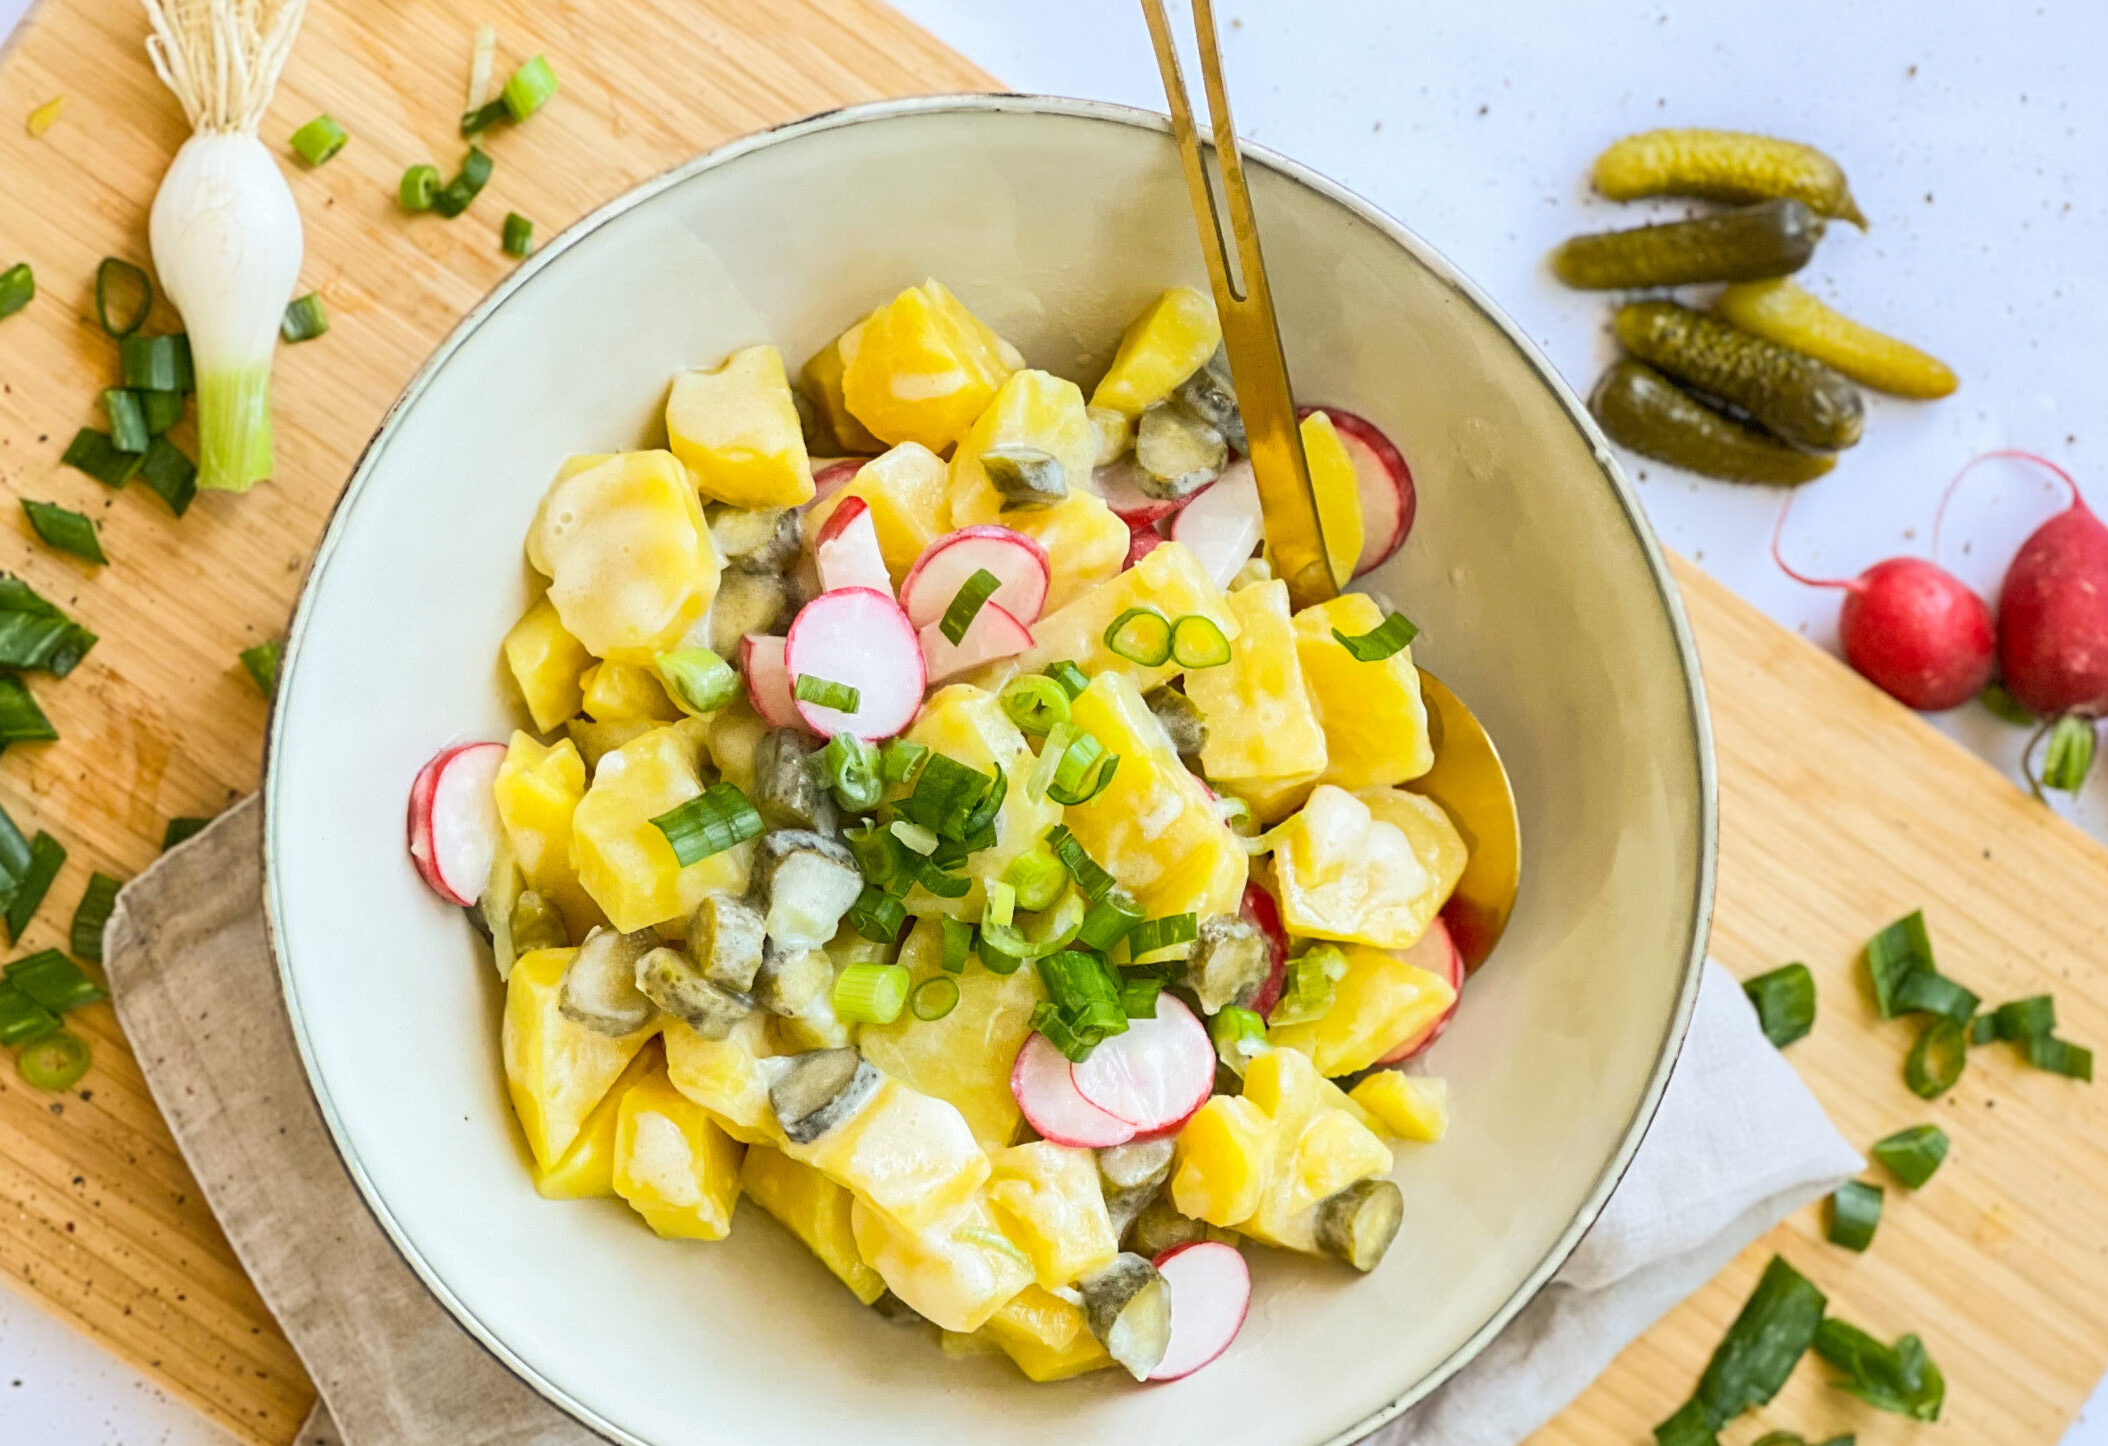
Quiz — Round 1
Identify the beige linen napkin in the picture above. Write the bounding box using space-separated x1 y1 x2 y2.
105 796 1856 1446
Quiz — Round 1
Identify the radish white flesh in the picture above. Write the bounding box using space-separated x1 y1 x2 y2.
1148 1241 1251 1381
814 498 893 596
1092 456 1183 527
1012 1032 1137 1147
406 749 447 895
1170 459 1263 589
741 634 805 730
1318 408 1415 576
920 602 1033 683
1071 994 1215 1133
1378 916 1462 1064
900 525 1051 627
784 588 925 739
428 742 505 906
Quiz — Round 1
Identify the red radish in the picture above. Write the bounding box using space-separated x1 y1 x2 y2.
920 602 1033 683
815 497 893 597
407 742 506 907
1302 407 1416 577
1070 994 1215 1134
1093 456 1185 527
1147 1241 1251 1381
1242 882 1288 1018
900 525 1051 627
1975 452 2108 717
1125 519 1168 570
784 587 925 739
1376 917 1463 1065
1011 1032 1136 1147
1771 497 1994 711
1170 459 1262 588
809 458 864 508
741 633 805 730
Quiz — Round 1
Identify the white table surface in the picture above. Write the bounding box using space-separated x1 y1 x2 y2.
2 0 2104 1440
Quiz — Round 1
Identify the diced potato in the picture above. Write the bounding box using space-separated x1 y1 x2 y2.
1088 405 1133 466
801 442 950 587
978 1286 1115 1382
529 451 722 665
663 1014 782 1145
1061 672 1247 920
503 946 656 1170
1294 593 1434 790
1361 786 1469 922
535 1044 660 1199
570 720 752 932
740 1144 887 1303
579 660 680 723
788 1077 991 1233
613 1067 746 1240
1349 1072 1449 1143
565 717 655 773
1221 1047 1394 1253
493 733 600 936
1013 493 1131 615
1299 412 1365 588
1089 287 1222 420
1010 541 1241 692
860 915 1043 1149
800 321 884 453
1186 580 1329 783
850 1194 1034 1333
1170 1093 1275 1228
1266 1109 1393 1228
988 1142 1120 1290
948 369 1097 524
1270 785 1447 949
842 279 1023 453
1267 942 1455 1077
503 597 591 734
1241 1039 1381 1138
667 344 816 509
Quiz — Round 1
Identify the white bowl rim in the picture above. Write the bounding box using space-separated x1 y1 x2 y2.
262 90 1717 1446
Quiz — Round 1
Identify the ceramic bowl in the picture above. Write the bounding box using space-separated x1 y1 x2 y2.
266 95 1713 1446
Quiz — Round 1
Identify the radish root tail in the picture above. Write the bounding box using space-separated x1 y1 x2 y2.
1769 492 1853 591
1934 448 2084 559
141 0 310 134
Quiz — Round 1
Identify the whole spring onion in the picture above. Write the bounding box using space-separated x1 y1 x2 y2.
1742 962 1815 1047
1868 1124 1948 1188
1826 1179 1882 1252
140 0 310 493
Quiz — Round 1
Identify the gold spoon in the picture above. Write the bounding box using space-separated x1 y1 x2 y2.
1141 0 1521 969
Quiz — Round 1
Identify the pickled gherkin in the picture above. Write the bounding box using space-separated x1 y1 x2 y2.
1592 128 1867 228
1590 361 1835 486
1552 199 1822 290
1716 280 1958 399
1614 301 1863 451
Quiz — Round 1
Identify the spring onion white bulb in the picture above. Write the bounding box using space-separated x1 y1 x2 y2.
140 0 310 493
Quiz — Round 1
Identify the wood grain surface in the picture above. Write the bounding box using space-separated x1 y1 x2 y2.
1 3 2103 1444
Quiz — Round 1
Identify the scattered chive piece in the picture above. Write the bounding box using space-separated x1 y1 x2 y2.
1827 1180 1882 1252
999 846 1066 913
1045 825 1117 903
649 782 762 866
1045 730 1118 805
1269 944 1348 1027
69 873 121 963
818 732 883 813
502 54 560 121
137 436 198 517
984 879 1016 930
1208 1005 1267 1075
939 567 1002 645
119 333 192 393
881 738 930 785
1904 1017 1967 1099
22 502 105 566
846 885 907 943
16 1030 88 1090
1980 681 2034 726
1126 911 1198 959
1118 965 1168 1018
103 389 150 454
162 817 210 851
1104 606 1173 666
501 212 534 258
399 164 441 212
433 146 493 219
240 640 281 695
1742 962 1815 1048
94 258 152 338
910 974 961 1022
1811 1318 1944 1420
793 673 860 713
139 389 184 437
4 833 65 941
655 647 738 713
998 674 1070 736
5 947 102 1010
1332 611 1420 661
899 753 1001 843
833 960 909 1024
281 293 329 343
26 96 63 138
0 262 33 321
2041 713 2097 792
1169 614 1232 669
1078 890 1144 952
1659 1255 1826 1437
939 917 974 974
459 98 510 137
1891 968 1978 1024
60 428 143 488
288 114 348 166
1864 910 1935 1021
0 980 58 1046
0 677 56 743
1992 995 2056 1041
2025 1034 2093 1081
1034 950 1129 1059
1869 1124 1949 1189
1043 660 1089 699
0 579 94 678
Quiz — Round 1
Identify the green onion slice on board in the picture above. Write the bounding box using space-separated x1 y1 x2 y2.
1741 962 1815 1048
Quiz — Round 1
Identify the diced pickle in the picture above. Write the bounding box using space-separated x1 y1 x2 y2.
1184 913 1270 1014
1097 1136 1177 1192
559 927 657 1035
1174 347 1246 454
1124 1194 1210 1259
1134 400 1226 500
511 890 570 955
755 831 864 950
1550 198 1822 291
1142 684 1206 759
634 946 754 1040
1715 279 1958 399
1615 301 1862 451
1592 128 1866 227
981 445 1068 508
706 572 794 660
1591 360 1835 485
770 1047 880 1144
754 941 834 1017
1312 1177 1404 1273
686 893 766 992
750 729 838 834
1077 1253 1171 1381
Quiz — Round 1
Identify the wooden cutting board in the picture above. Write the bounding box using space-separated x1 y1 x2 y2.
0 3 2103 1443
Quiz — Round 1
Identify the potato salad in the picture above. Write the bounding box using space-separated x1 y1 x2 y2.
407 278 1464 1384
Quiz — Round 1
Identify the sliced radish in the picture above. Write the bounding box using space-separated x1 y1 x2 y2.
1242 882 1288 1018
1125 519 1168 571
1148 1241 1251 1381
1070 994 1214 1135
920 601 1033 683
1093 456 1184 527
809 458 864 509
784 588 925 739
407 742 506 907
741 633 805 730
1299 406 1414 576
406 750 447 895
815 498 893 597
1012 1032 1136 1148
899 525 1051 627
1377 917 1462 1065
1170 459 1262 589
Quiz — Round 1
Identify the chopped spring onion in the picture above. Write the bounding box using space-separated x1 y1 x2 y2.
1026 720 1073 802
433 146 494 219
240 640 281 695
0 980 58 1046
999 673 1070 736
889 819 939 856
2041 713 2097 792
1892 967 1978 1024
0 578 94 677
0 677 57 743
1036 951 1128 1053
1043 660 1089 699
981 888 1086 962
1826 1180 1882 1252
1741 962 1815 1048
1078 890 1144 952
940 567 1002 645
1000 846 1067 912
0 262 33 321
834 961 910 1024
1992 994 2056 1041
140 389 185 436
649 782 762 866
1045 730 1119 806
399 164 441 212
881 738 929 784
69 872 122 963
846 885 907 943
655 646 738 713
1104 606 1173 666
1864 910 1936 1020
61 429 143 488
2025 1034 2093 1081
0 804 31 889
162 816 210 851
23 502 105 566
503 54 560 121
1126 911 1198 960
5 947 103 1011
1869 1124 1949 1189
1968 1013 1994 1046
104 389 150 453
1269 944 1347 1027
1118 965 1169 1018
1046 825 1117 903
816 732 883 812
1659 1254 1825 1436
502 212 534 259
459 99 510 136
914 859 971 899
288 114 348 167
793 673 861 713
1209 1005 1268 1075
910 974 961 1022
94 258 152 337
26 97 63 138
984 879 1016 930
281 293 328 343
5 834 66 942
1651 1401 1716 1446
1980 681 2034 725
940 917 974 974
900 753 1001 842
1169 614 1232 669
1332 611 1420 662
17 1029 89 1091
466 23 497 107
138 436 198 517
1812 1318 1943 1421
1904 1017 1966 1099
120 333 193 393
844 823 911 892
